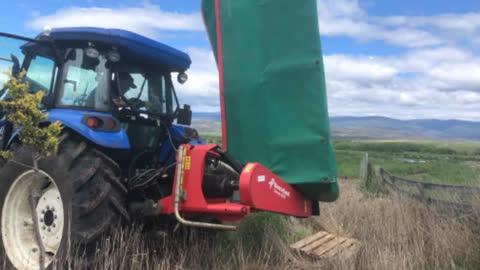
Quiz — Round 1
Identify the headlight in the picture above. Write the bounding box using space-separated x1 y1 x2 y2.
177 72 188 84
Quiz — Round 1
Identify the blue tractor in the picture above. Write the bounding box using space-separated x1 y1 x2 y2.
0 27 207 269
0 22 327 269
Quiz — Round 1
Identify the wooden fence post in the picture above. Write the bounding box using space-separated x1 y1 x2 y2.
416 183 426 202
374 166 386 194
359 153 369 182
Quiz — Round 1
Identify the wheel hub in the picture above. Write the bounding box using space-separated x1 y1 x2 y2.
36 184 64 256
1 170 64 270
43 210 54 226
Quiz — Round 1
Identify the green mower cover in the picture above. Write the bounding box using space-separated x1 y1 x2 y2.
201 0 338 202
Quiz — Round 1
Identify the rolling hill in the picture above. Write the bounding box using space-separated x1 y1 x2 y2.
330 116 480 140
192 113 480 141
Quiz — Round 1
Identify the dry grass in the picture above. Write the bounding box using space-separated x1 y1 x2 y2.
67 225 294 270
64 179 480 270
307 179 480 270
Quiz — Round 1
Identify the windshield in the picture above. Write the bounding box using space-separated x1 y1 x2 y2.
0 35 25 89
57 48 110 111
0 35 56 101
117 69 178 115
25 55 56 95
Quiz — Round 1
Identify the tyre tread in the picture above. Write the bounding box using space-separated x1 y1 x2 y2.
59 135 128 244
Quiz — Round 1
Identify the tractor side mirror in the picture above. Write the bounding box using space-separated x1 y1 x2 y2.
177 104 192 126
10 54 20 77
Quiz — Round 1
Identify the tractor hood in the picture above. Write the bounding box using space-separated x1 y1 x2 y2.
201 0 338 201
48 27 191 72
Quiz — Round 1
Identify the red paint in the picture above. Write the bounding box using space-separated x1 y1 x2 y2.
158 144 250 222
214 0 228 149
239 163 312 217
158 144 312 222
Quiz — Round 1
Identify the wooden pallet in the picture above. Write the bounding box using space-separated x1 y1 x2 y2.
291 231 361 260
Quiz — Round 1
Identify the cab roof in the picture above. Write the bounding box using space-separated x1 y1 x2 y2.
49 27 191 72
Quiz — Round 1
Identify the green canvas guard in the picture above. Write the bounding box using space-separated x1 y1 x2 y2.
201 0 338 202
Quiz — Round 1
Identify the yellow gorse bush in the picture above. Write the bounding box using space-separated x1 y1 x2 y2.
0 70 62 158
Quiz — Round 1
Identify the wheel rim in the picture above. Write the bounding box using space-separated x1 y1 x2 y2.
2 170 64 270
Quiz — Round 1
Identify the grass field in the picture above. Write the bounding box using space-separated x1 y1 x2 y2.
335 140 480 186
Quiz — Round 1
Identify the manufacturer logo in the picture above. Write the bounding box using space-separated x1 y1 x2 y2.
268 178 290 199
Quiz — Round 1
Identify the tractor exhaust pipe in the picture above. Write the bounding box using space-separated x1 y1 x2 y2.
173 145 237 231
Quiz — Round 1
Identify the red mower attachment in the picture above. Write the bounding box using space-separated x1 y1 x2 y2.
158 144 312 231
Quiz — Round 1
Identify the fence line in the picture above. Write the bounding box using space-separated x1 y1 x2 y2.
374 166 479 212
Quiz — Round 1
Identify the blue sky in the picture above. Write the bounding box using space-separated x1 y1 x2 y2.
1 0 480 120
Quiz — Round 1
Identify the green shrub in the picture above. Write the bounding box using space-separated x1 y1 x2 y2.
219 212 289 254
0 71 62 159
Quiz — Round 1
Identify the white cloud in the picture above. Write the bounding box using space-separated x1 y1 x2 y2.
428 62 480 91
22 0 480 120
26 4 203 39
324 55 398 82
324 47 480 120
317 0 480 48
380 13 480 34
316 0 442 47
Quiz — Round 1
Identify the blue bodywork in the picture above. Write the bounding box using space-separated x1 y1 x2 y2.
49 27 192 72
6 109 131 149
6 109 204 156
47 109 131 149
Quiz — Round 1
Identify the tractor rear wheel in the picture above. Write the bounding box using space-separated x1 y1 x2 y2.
0 133 129 269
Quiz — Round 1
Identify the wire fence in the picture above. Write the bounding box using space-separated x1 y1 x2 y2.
374 166 480 213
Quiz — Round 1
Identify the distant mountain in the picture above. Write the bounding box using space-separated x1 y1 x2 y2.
192 113 480 141
192 112 221 122
330 116 480 141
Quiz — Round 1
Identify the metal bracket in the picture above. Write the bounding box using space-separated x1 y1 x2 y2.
173 145 237 231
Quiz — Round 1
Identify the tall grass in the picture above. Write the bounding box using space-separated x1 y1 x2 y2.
67 214 294 270
312 180 480 269
58 179 480 270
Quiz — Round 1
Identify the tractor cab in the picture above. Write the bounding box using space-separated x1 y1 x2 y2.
0 28 196 152
46 28 189 119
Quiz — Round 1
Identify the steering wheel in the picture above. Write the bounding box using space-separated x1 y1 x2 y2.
127 97 146 110
73 93 88 106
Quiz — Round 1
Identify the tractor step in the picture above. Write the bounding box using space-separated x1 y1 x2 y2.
291 231 361 260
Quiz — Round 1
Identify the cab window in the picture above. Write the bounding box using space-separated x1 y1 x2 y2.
57 49 110 111
25 55 55 95
118 69 176 115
